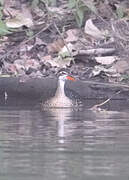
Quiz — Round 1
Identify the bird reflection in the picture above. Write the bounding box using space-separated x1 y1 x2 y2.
46 108 72 144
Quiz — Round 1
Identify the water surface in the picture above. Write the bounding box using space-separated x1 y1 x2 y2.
0 99 129 180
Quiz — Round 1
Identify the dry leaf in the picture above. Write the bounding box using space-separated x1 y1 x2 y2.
65 29 79 42
84 19 105 40
3 0 21 17
47 39 64 53
4 62 17 75
113 61 129 73
95 56 117 65
42 55 52 62
47 7 67 15
32 6 45 17
6 14 33 28
24 59 40 70
48 56 72 68
92 65 120 77
59 43 74 58
6 4 33 28
35 37 45 45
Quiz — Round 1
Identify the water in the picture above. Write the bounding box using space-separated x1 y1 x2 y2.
0 99 129 180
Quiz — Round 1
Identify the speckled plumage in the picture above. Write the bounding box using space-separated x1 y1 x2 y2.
42 74 81 108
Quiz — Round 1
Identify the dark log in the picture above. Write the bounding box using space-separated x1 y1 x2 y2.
0 77 128 100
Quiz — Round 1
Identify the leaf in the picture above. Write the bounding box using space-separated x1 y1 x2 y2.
42 55 73 68
0 6 3 19
59 43 74 58
0 74 11 77
92 65 119 77
47 39 64 53
0 20 11 35
113 60 129 73
0 0 4 6
25 29 34 37
49 56 73 68
116 5 124 19
65 29 79 42
75 7 84 27
84 19 105 40
95 56 117 65
68 0 76 9
6 15 33 28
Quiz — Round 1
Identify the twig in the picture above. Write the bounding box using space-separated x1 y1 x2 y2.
73 48 116 56
90 90 121 110
53 21 74 61
22 24 51 44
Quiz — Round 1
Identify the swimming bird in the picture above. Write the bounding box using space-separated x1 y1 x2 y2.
43 73 81 108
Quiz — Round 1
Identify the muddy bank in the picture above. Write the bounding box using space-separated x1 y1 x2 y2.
0 77 129 101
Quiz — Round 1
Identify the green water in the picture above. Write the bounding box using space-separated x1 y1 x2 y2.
0 99 129 180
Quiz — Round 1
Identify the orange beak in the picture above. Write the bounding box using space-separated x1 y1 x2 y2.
66 76 75 81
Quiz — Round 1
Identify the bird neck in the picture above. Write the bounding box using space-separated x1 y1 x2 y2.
55 80 65 98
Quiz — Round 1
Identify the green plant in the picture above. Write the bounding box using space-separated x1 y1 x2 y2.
0 20 11 35
32 0 97 27
116 5 125 19
0 0 4 6
0 2 11 36
68 0 97 27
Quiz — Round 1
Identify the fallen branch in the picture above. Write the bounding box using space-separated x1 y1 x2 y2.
74 48 116 56
90 90 121 111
